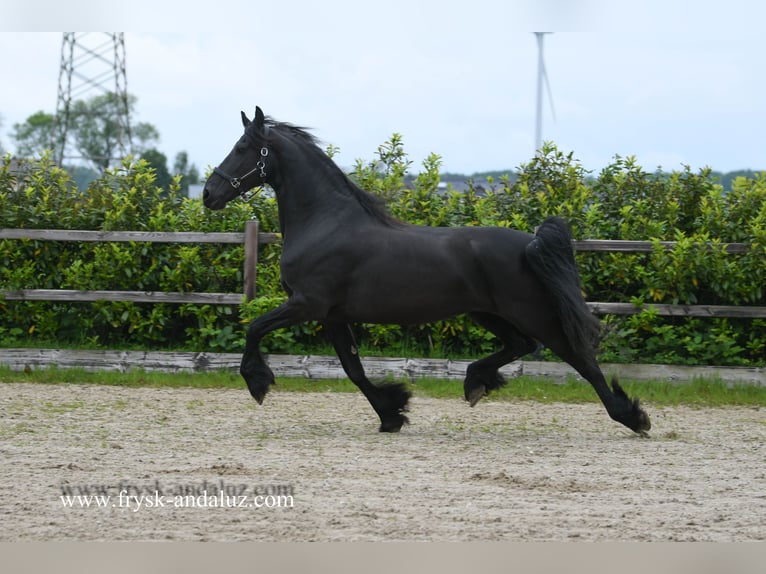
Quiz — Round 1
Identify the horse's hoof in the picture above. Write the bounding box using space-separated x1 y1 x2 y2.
379 414 408 433
248 386 269 405
466 384 486 407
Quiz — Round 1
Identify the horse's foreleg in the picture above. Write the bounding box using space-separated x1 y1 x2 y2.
323 321 411 432
240 300 308 404
465 312 537 406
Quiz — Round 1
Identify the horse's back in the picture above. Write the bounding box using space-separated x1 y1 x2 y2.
394 223 533 254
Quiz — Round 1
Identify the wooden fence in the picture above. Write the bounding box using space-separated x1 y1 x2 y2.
0 221 279 304
1 224 765 318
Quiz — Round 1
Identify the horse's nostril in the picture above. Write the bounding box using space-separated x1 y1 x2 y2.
202 188 209 201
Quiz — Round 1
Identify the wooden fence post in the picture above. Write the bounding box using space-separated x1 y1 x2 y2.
243 219 259 302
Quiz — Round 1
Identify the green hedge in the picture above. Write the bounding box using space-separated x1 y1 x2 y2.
1 145 765 366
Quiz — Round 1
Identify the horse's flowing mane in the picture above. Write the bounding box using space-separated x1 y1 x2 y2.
260 117 402 227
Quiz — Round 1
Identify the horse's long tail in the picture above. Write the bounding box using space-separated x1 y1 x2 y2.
524 217 602 359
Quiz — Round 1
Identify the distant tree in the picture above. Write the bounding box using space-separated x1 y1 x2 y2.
172 151 200 196
139 148 173 191
11 111 55 158
9 98 203 192
11 93 159 173
711 169 761 192
70 93 159 172
439 170 518 184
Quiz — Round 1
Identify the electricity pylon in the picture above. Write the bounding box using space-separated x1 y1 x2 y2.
53 32 131 166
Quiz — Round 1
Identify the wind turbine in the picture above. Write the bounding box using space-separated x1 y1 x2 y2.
534 32 556 155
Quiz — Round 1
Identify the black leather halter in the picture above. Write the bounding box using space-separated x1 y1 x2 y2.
212 126 270 199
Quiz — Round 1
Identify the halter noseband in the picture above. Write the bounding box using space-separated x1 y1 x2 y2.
213 126 270 200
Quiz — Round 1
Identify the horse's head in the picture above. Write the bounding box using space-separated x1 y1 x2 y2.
203 106 272 210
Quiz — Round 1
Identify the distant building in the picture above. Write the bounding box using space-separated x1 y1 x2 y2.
4 157 29 191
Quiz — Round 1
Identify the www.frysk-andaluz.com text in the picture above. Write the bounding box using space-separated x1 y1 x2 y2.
59 480 294 511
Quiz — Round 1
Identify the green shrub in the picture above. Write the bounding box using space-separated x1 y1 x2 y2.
1 146 764 366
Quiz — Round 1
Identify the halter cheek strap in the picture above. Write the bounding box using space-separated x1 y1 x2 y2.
213 146 269 199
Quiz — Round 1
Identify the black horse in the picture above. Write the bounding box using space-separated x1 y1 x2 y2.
203 107 651 435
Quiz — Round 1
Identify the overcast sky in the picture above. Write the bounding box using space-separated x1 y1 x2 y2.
1 0 764 176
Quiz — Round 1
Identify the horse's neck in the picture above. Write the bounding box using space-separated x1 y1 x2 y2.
274 156 366 238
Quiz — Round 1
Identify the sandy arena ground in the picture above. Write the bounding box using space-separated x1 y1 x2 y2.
0 382 764 541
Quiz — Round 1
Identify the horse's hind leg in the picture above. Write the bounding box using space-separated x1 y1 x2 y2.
323 321 411 432
559 350 651 434
464 312 537 406
521 315 651 434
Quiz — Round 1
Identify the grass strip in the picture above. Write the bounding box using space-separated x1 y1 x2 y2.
1 365 764 407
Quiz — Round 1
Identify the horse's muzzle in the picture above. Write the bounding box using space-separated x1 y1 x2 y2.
202 186 226 210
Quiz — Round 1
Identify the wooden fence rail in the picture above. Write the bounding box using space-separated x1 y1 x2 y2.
1 224 763 318
571 239 750 254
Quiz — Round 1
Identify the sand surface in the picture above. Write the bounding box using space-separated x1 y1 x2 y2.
1 382 764 541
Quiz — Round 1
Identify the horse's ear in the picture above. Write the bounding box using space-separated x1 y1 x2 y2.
241 111 251 127
254 106 265 129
